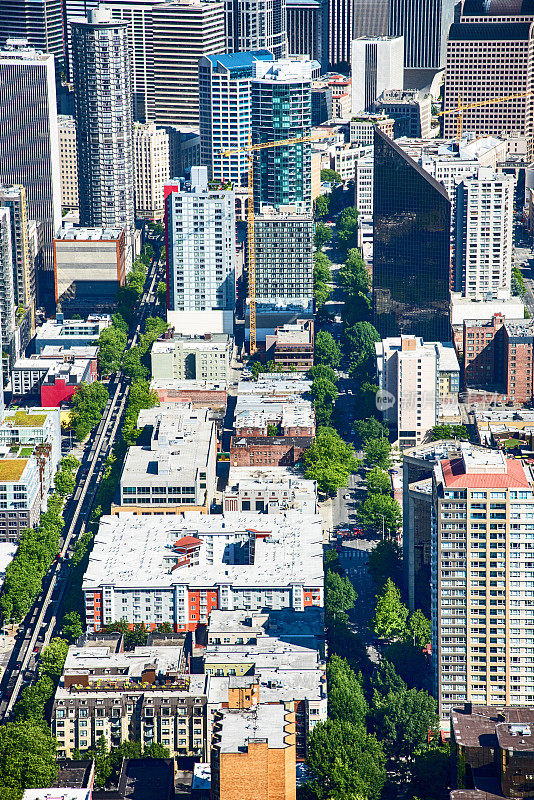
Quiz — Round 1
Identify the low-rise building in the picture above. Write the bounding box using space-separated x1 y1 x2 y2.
35 313 112 352
0 451 42 541
265 320 314 372
475 408 534 453
349 113 395 146
0 408 61 496
83 512 324 632
53 225 127 313
114 406 217 515
12 347 98 405
151 332 233 384
223 467 317 514
151 380 227 410
450 292 524 351
373 89 432 138
51 633 207 759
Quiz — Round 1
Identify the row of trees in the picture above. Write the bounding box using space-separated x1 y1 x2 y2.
121 316 168 383
69 382 109 442
0 456 79 622
314 250 333 309
304 426 358 496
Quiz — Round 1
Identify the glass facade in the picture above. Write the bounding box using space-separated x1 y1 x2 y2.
373 127 451 342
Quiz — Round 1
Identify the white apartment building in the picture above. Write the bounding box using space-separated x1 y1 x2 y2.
375 335 460 449
454 168 515 301
350 36 404 113
333 143 370 182
431 445 534 717
355 149 374 218
223 466 317 514
134 123 169 221
349 113 395 145
151 332 233 383
0 450 42 542
58 115 79 210
0 208 15 361
165 167 236 314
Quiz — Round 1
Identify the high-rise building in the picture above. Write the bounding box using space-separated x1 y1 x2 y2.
165 167 236 314
431 444 534 716
0 185 37 348
373 89 432 138
0 0 65 69
443 19 534 151
373 127 451 341
286 0 328 67
152 0 226 127
0 209 17 367
0 42 61 301
350 35 404 112
328 0 353 67
134 123 169 221
58 115 79 210
251 58 314 212
224 0 287 58
71 8 135 240
63 0 99 78
199 50 275 186
388 0 456 68
105 0 166 122
353 0 390 39
453 168 515 301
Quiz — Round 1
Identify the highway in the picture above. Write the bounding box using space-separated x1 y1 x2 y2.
0 240 164 720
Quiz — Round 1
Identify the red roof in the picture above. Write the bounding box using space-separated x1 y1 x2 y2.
441 457 530 488
173 536 202 549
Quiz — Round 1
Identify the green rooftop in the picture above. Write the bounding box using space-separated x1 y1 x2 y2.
10 411 47 427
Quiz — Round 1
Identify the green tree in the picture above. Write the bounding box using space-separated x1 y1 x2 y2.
406 609 431 648
314 251 332 283
0 721 57 790
308 364 337 384
344 321 379 377
122 380 159 446
54 469 75 496
314 221 333 250
429 424 468 441
157 281 167 304
339 249 370 298
366 467 391 495
70 381 109 441
512 266 527 298
314 194 329 218
38 637 69 680
327 655 368 726
384 640 429 690
306 719 386 800
121 346 148 382
321 168 342 183
371 659 407 698
370 687 439 760
372 578 409 641
62 611 83 643
353 417 388 444
60 455 80 472
315 331 341 368
314 280 332 309
311 376 338 426
325 570 357 624
97 325 127 375
336 207 360 254
411 742 450 800
364 436 391 469
368 539 402 590
267 423 278 436
13 677 54 722
304 426 358 496
355 382 380 418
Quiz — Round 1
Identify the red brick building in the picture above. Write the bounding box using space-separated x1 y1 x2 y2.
463 314 506 390
230 436 312 467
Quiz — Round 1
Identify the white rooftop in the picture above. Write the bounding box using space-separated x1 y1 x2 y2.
215 704 290 752
56 225 124 241
0 543 18 591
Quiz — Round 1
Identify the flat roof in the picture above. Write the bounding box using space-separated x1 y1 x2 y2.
0 459 28 482
215 704 290 752
56 226 123 241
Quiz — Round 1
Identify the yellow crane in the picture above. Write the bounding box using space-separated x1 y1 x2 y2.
221 132 318 354
439 91 533 141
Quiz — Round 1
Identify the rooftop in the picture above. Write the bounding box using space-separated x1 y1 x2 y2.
56 225 124 242
452 705 534 751
448 20 534 39
82 511 324 591
439 446 530 488
214 704 291 752
0 458 28 482
204 50 274 71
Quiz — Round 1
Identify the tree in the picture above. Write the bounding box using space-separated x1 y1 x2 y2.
384 640 429 690
369 687 439 760
314 251 332 283
13 677 54 722
353 417 388 444
304 426 358 496
366 467 391 496
70 381 109 441
122 380 159 446
308 364 337 384
0 721 57 790
314 280 332 309
364 436 391 469
314 194 329 218
121 346 148 382
112 313 129 334
371 659 407 698
338 249 370 298
54 469 75 496
325 570 357 624
321 168 342 183
38 637 69 680
406 609 431 648
311 377 338 426
62 611 83 643
355 382 380 418
368 539 402 590
512 266 527 298
336 207 360 254
372 578 409 641
157 281 167 303
314 221 333 250
411 742 450 800
327 655 368 726
315 331 341 368
97 326 127 376
306 719 386 800
328 618 372 675
344 321 379 377
429 424 468 441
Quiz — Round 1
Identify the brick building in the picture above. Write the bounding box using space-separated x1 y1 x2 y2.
504 320 534 404
265 320 314 372
230 436 312 467
463 314 506 390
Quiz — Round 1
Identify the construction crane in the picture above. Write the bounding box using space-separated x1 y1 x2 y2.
221 132 318 355
439 92 533 141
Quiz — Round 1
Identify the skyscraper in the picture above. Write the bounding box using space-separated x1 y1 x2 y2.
0 0 65 69
453 168 515 301
251 58 314 212
165 167 236 315
134 123 170 221
71 8 135 240
350 35 404 112
198 50 275 186
224 0 287 57
353 0 390 39
373 127 451 341
0 42 61 301
328 0 352 67
0 209 17 366
152 0 226 126
286 0 328 68
388 0 456 68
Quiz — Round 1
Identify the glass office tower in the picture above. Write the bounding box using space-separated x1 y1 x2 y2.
373 127 451 342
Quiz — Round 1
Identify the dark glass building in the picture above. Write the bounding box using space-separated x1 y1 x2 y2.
373 127 451 342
